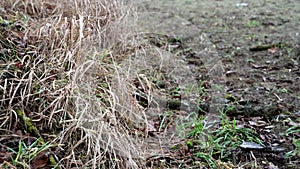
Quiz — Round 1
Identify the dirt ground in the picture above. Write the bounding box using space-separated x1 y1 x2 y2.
130 0 300 168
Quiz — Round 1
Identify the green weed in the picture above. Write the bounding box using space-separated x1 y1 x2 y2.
285 125 300 135
7 138 53 168
246 20 260 27
183 112 261 167
187 117 206 138
285 138 300 158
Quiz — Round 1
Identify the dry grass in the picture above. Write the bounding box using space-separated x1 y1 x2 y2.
0 0 148 168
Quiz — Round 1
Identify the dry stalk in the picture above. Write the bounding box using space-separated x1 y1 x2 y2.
1 0 146 168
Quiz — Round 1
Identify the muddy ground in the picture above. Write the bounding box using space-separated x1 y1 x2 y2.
128 0 300 168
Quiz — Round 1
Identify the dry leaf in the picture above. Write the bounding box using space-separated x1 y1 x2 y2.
31 151 51 169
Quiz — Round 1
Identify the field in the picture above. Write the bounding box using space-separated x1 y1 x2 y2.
0 0 299 168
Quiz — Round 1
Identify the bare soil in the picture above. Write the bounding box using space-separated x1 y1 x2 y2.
132 0 300 168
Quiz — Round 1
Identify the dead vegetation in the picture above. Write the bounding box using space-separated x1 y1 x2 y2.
0 0 148 168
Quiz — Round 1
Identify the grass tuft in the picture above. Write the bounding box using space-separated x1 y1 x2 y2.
0 0 147 168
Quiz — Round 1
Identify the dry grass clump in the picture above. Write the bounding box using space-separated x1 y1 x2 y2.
0 0 146 168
